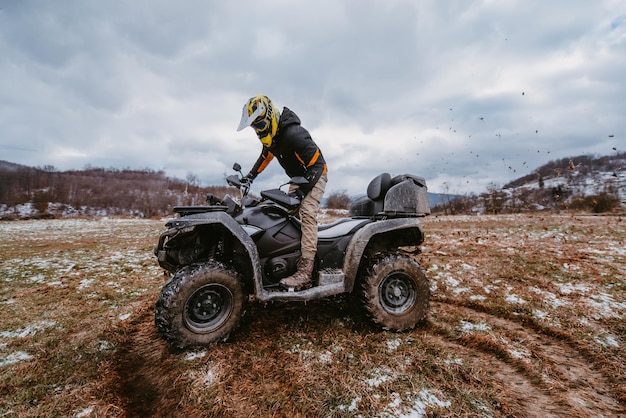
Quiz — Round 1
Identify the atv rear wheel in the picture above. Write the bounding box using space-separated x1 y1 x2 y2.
361 254 430 331
155 262 245 348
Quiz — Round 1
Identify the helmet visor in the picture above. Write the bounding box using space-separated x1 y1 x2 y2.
237 101 266 131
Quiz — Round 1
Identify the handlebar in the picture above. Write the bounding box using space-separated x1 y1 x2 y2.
225 162 308 210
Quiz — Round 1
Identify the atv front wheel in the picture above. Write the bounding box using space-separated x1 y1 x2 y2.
361 254 430 331
155 262 245 348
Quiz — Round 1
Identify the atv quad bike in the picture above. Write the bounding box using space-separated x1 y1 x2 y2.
154 164 431 348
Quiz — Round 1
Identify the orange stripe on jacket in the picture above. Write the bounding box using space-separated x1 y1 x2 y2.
294 149 321 167
257 152 274 174
307 149 320 167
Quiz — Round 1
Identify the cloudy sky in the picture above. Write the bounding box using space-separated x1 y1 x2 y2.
1 1 624 196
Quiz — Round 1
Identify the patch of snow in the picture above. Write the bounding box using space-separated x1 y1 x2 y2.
317 351 333 364
75 407 94 418
459 320 491 333
505 294 526 304
538 290 571 309
453 287 471 296
288 342 333 364
190 362 220 387
366 367 396 387
118 313 131 321
338 397 360 412
594 334 620 348
584 293 626 319
0 320 57 338
385 390 451 418
509 349 530 359
202 368 217 386
471 400 494 417
78 278 95 290
445 277 460 287
558 282 589 295
429 281 439 293
562 263 581 272
185 350 207 361
98 340 114 351
0 351 33 367
30 274 47 284
387 338 402 351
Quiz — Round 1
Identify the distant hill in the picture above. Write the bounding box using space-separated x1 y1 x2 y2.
0 163 237 219
502 153 625 191
0 160 28 171
432 152 626 215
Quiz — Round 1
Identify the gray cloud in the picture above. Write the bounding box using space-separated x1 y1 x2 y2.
1 0 624 196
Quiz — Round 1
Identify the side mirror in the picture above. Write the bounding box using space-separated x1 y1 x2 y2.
232 163 242 172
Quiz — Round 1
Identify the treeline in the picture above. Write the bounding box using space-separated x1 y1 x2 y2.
432 185 622 215
0 162 236 218
2 151 624 219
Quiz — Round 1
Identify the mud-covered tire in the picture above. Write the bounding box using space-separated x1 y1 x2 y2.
155 262 245 348
360 253 430 331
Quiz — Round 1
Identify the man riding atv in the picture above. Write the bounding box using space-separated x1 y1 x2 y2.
237 94 327 291
154 99 431 348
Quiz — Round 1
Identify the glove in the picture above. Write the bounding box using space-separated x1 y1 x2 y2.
240 173 254 185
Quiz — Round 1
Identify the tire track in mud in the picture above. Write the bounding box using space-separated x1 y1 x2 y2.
425 299 624 417
107 304 185 418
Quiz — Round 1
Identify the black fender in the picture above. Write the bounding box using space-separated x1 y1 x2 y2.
156 211 263 292
342 218 425 292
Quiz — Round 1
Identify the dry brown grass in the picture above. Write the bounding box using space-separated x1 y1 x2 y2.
0 214 624 417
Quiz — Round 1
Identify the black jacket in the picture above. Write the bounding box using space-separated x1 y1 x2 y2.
248 107 327 195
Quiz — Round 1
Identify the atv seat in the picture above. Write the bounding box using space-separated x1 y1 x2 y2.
349 172 430 218
348 173 391 218
317 218 371 239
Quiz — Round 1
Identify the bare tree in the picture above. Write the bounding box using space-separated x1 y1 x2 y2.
325 190 351 209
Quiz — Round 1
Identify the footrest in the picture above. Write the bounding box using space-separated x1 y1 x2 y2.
318 269 344 286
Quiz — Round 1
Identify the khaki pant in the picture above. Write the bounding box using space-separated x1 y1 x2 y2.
290 174 327 259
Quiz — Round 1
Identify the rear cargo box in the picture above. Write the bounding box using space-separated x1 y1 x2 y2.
383 175 430 216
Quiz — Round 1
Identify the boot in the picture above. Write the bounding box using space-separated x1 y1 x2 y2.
280 257 314 290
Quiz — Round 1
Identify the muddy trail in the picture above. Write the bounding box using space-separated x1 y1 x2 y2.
106 304 188 417
425 300 623 417
103 297 624 417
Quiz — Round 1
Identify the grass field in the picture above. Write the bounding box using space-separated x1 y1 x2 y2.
0 214 624 417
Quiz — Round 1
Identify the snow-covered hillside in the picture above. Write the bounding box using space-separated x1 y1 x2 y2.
433 153 625 214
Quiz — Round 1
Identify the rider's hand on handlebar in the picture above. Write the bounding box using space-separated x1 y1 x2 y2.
240 174 254 186
288 189 304 201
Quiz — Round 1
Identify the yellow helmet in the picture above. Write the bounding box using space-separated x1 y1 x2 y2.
237 94 280 147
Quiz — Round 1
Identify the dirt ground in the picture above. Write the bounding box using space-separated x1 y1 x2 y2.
0 214 624 417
